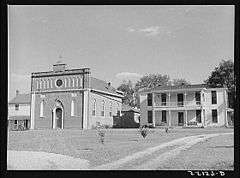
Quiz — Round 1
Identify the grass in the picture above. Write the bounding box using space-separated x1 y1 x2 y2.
156 134 234 170
8 127 233 167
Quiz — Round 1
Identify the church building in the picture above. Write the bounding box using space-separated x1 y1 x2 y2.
30 62 123 129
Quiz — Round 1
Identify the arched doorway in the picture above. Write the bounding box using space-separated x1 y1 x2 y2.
52 100 64 129
56 108 62 128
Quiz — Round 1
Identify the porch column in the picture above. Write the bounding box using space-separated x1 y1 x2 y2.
185 110 188 126
168 92 171 107
152 109 156 127
201 108 204 127
152 92 155 106
168 110 171 126
184 92 187 106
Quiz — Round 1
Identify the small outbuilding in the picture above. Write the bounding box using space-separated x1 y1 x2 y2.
113 104 140 128
8 91 31 131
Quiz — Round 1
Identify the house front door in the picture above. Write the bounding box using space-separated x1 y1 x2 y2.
178 112 184 126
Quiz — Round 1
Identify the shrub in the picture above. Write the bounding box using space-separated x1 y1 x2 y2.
139 125 149 138
165 127 169 133
96 125 106 144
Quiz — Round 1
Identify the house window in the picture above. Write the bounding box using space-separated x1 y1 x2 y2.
177 93 184 106
40 101 44 117
14 120 17 125
162 110 167 123
212 109 218 123
147 93 152 106
101 100 105 116
71 100 75 116
211 91 217 104
92 99 96 116
15 104 19 111
161 93 166 106
148 111 153 123
109 102 112 117
195 92 201 105
196 110 201 123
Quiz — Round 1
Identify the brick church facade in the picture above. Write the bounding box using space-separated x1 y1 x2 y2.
30 62 123 129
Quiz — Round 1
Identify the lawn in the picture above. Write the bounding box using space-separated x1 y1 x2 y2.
7 127 233 167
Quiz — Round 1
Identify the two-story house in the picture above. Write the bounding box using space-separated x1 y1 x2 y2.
139 84 233 128
8 90 31 130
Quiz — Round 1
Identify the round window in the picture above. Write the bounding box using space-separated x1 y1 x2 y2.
56 79 63 87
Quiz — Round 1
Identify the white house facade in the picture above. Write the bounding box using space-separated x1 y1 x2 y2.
139 84 233 128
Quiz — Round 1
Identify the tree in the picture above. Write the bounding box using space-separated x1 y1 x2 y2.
117 80 135 107
204 60 235 108
135 74 171 91
171 78 191 86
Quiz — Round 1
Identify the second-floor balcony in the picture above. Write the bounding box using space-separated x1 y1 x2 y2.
154 100 202 108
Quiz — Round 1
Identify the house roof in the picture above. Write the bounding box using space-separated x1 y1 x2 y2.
90 77 122 97
122 104 140 113
138 84 227 93
8 116 30 120
8 94 31 104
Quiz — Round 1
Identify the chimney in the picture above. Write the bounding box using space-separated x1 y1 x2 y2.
16 90 19 96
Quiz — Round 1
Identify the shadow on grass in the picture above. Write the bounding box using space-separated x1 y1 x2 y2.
210 145 234 149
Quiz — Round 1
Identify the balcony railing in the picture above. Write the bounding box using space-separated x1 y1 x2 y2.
154 100 201 107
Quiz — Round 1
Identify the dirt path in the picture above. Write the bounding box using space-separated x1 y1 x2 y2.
93 132 233 170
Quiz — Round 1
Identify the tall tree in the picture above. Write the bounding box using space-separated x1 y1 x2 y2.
171 78 191 86
117 80 135 107
135 74 171 91
204 60 235 108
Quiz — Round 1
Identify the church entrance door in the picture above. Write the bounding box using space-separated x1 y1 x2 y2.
56 108 62 129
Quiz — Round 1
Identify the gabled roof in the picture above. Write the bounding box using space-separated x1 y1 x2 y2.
9 94 31 104
90 77 122 97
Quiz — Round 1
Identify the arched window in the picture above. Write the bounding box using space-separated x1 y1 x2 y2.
72 77 75 87
43 80 46 89
36 80 39 89
79 77 83 87
76 77 79 87
46 79 49 88
64 78 67 88
68 78 71 87
101 100 105 116
109 102 112 117
50 79 53 88
71 100 75 116
40 100 44 117
92 99 96 116
39 80 42 89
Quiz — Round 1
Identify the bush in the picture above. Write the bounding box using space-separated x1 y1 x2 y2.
139 125 149 138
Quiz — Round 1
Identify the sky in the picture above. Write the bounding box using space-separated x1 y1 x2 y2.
8 5 234 101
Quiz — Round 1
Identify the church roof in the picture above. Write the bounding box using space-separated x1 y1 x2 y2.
9 94 31 104
90 77 122 96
